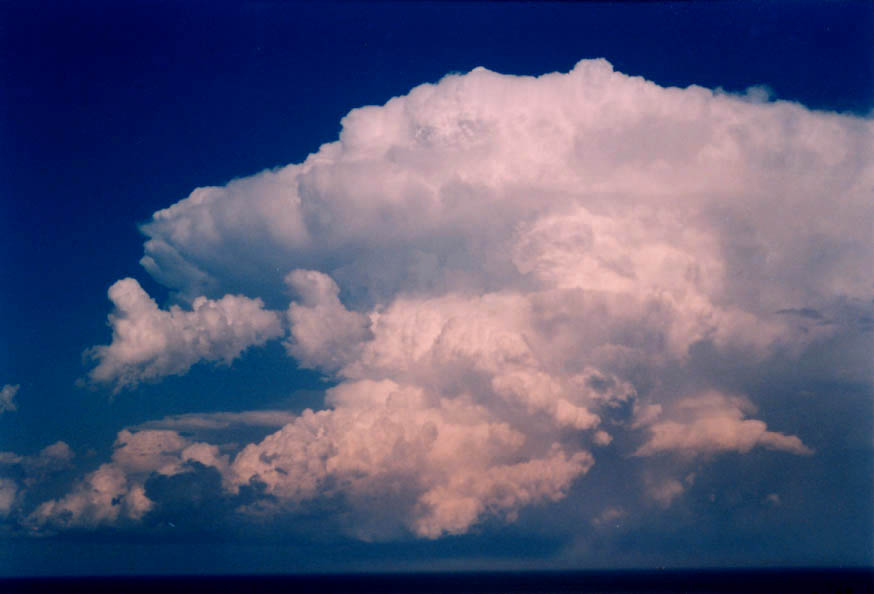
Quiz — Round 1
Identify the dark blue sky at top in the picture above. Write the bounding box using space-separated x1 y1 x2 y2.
0 0 872 575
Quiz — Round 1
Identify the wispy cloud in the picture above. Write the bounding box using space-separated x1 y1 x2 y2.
0 384 19 414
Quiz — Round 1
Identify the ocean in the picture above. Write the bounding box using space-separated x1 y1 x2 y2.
1 569 872 594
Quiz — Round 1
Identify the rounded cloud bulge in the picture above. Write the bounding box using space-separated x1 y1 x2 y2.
140 58 873 312
70 59 872 539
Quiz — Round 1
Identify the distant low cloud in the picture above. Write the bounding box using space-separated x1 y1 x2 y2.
592 506 627 527
0 441 74 477
133 410 300 432
29 463 152 530
69 59 873 538
28 430 225 531
0 384 19 413
634 392 813 457
0 478 18 518
87 278 283 391
647 479 687 508
0 441 75 521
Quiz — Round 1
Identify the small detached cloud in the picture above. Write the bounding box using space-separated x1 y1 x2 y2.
28 463 152 530
0 441 75 520
647 479 687 509
764 493 782 507
0 478 18 518
633 392 813 458
592 506 627 527
27 429 227 531
0 384 19 413
0 441 75 478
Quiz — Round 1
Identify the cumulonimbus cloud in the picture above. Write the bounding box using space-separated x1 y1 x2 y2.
71 59 872 537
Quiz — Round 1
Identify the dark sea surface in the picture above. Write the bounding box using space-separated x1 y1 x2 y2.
1 570 872 594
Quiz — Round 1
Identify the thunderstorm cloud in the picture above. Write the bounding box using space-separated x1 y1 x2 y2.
36 60 872 538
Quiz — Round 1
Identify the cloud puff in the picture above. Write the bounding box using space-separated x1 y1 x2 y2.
0 478 18 518
73 59 872 538
0 441 75 522
0 384 18 413
28 429 228 531
139 60 872 320
634 392 813 457
647 478 687 508
231 381 594 538
87 278 283 391
284 269 373 372
0 441 75 478
28 463 152 530
764 493 781 506
592 506 627 527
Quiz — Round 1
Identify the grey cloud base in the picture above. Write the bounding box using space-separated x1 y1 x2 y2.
27 60 872 540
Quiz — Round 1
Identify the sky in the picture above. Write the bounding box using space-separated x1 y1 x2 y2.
1 0 873 577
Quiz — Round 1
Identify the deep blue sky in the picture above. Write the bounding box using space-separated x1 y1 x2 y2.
0 0 872 576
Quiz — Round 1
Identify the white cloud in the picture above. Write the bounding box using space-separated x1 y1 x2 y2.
112 429 192 475
87 278 283 391
634 392 813 457
592 506 627 527
648 479 687 508
27 430 226 530
133 410 300 432
284 269 373 372
138 60 872 325
230 385 594 538
0 453 22 466
28 441 75 476
0 441 75 478
0 384 18 413
0 441 76 522
29 463 152 530
70 59 873 537
0 478 18 518
38 441 74 462
226 285 632 536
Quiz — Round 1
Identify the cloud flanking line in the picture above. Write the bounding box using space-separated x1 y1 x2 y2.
88 278 282 391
